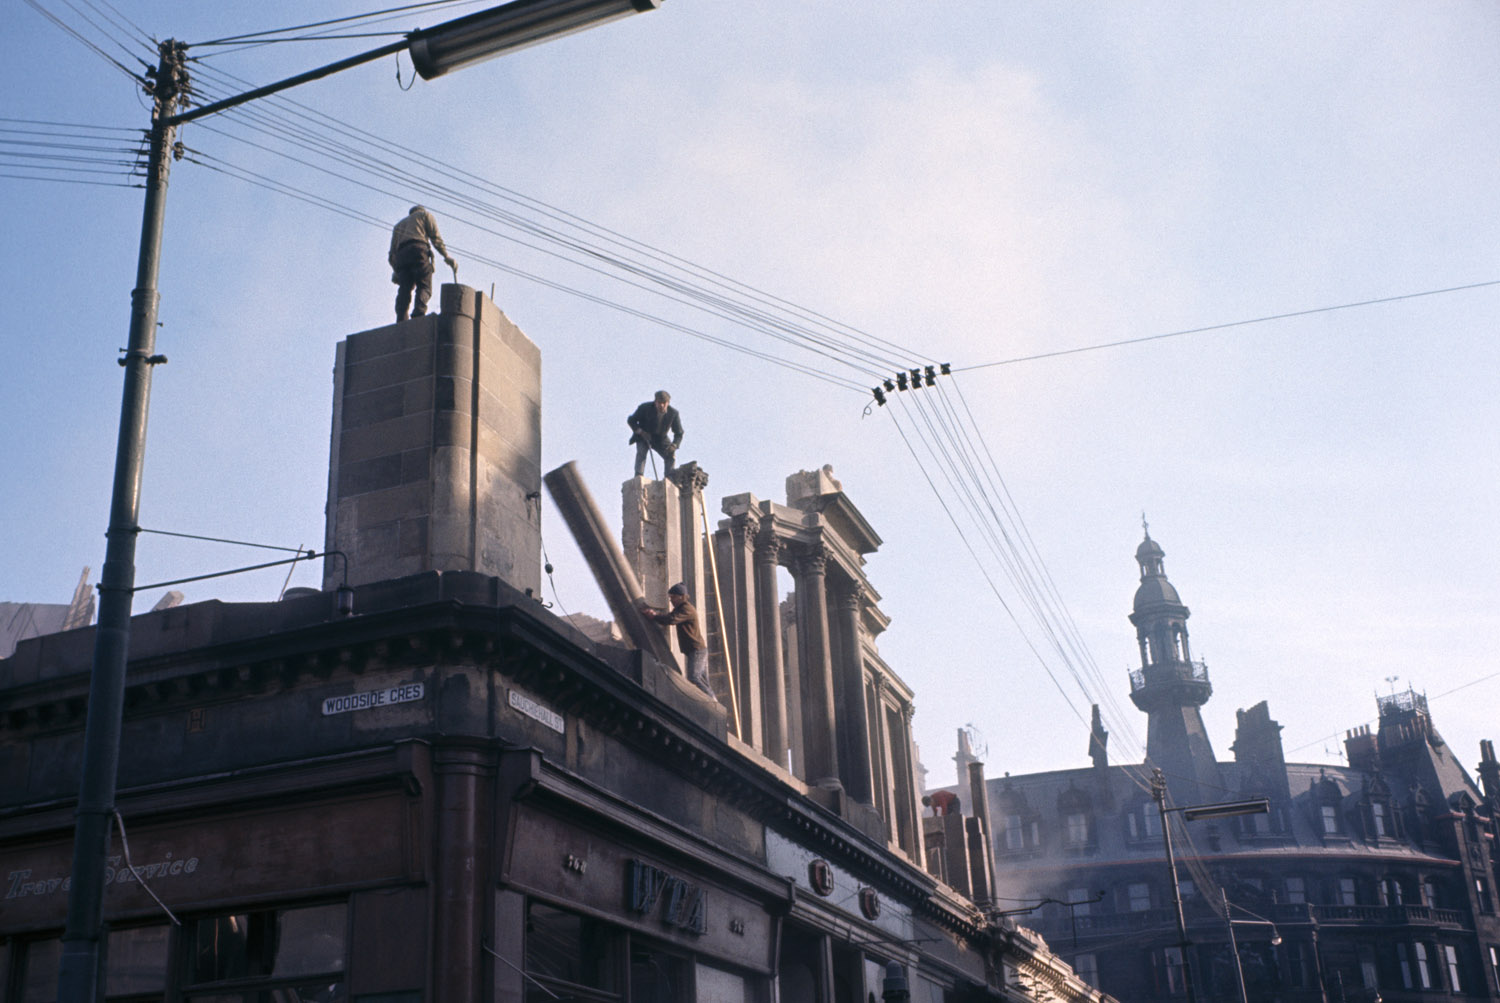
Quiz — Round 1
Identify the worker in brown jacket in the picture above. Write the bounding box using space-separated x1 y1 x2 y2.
640 583 713 697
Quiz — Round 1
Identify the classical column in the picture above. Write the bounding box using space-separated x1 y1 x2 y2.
723 512 763 748
670 462 710 607
793 544 839 790
832 580 873 805
869 674 893 823
754 531 788 766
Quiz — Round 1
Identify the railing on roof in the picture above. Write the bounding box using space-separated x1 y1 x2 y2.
1378 687 1428 718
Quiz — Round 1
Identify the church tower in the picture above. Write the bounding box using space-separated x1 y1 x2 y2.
1126 527 1222 805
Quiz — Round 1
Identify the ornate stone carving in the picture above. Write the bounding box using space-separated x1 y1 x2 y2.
832 581 865 613
754 531 782 566
669 462 710 494
793 545 827 578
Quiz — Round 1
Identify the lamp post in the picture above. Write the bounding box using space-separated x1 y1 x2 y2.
1223 890 1282 1003
57 3 662 1000
1152 769 1270 1003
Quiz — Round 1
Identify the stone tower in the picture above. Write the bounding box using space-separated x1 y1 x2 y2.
1126 529 1221 805
322 285 541 595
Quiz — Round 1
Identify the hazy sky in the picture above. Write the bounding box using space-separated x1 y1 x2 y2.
4 2 1497 792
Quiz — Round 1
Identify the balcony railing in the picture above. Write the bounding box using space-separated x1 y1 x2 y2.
1129 659 1210 693
1311 903 1469 928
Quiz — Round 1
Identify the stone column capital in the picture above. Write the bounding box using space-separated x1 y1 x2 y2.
754 530 782 565
729 509 761 544
831 580 865 612
669 462 710 494
793 543 828 578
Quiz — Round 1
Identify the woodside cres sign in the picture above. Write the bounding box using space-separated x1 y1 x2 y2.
321 682 426 716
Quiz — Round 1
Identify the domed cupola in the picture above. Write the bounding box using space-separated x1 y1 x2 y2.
1129 526 1192 667
1133 530 1182 612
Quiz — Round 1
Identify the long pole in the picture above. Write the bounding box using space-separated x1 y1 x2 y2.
1225 890 1249 1003
1155 769 1198 1003
57 39 186 1003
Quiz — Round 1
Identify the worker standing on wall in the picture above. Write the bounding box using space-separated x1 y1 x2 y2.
640 583 713 697
389 204 457 322
626 390 683 478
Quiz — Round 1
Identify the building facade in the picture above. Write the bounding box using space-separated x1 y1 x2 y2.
942 530 1500 1002
0 287 1105 1003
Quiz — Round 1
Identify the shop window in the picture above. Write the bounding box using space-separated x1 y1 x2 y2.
1285 877 1306 904
697 962 755 1003
630 945 688 1003
188 903 345 981
107 924 170 997
526 902 621 1001
22 937 61 1003
1444 945 1462 991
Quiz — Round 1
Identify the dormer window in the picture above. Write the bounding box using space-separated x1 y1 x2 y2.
999 812 1039 852
1127 804 1163 842
1371 801 1388 837
1057 788 1095 851
1321 805 1340 835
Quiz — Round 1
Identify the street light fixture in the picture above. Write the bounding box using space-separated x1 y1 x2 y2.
57 2 662 1000
1152 769 1270 1003
1223 890 1282 1003
411 0 663 78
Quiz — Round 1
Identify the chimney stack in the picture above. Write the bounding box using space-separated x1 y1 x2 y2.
323 285 541 594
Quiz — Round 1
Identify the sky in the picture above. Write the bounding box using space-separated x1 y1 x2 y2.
3 1 1497 793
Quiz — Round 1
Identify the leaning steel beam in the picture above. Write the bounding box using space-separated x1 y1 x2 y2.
543 461 676 665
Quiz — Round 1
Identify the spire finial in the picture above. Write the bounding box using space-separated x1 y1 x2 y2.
1142 512 1150 539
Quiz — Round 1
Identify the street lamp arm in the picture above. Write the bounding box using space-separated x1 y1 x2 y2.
167 39 407 127
167 0 666 126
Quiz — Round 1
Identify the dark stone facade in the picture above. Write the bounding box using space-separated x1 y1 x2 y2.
937 532 1500 1003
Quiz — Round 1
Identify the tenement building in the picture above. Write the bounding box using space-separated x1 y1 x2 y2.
0 286 1106 1003
939 529 1500 1003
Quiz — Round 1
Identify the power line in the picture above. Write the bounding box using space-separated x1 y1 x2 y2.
955 279 1500 373
193 1 480 47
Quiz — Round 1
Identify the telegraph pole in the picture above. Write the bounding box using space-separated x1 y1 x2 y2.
56 39 187 1003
